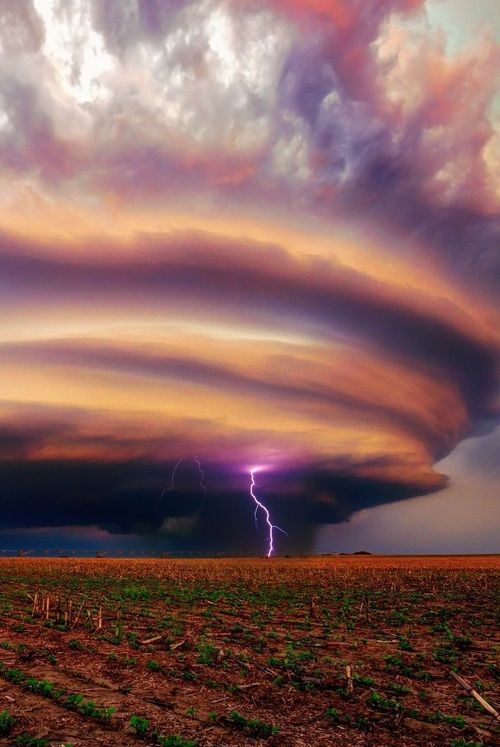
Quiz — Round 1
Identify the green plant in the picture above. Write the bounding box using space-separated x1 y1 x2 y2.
15 736 50 747
428 712 466 728
0 709 15 736
398 635 413 651
64 693 115 720
433 645 457 665
156 737 196 747
453 635 472 650
353 674 374 687
130 715 150 736
26 678 55 697
368 691 401 712
387 682 411 695
196 641 217 665
122 585 150 601
229 711 279 738
110 623 124 645
353 716 369 731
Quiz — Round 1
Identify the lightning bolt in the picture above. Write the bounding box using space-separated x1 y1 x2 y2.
155 458 183 521
249 468 287 557
194 456 207 511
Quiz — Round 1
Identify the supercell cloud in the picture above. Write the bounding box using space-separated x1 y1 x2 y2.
0 0 498 552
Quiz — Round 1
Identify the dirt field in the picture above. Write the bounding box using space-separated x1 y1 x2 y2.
0 556 497 747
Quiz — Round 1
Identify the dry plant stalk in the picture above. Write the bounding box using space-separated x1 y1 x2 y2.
310 596 318 619
450 671 499 722
72 599 85 628
346 664 354 693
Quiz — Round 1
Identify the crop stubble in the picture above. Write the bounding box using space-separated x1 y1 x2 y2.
0 555 497 746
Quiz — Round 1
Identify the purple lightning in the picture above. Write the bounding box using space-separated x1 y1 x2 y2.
249 467 287 557
194 456 207 510
155 458 183 520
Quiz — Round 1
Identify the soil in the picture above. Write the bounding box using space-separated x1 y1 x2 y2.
0 555 497 747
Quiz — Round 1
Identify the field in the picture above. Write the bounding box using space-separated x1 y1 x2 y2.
0 556 497 747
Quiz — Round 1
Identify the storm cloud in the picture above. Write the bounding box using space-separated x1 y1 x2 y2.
0 0 498 552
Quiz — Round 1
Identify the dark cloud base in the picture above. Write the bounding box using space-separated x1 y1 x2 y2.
0 456 447 553
0 0 498 553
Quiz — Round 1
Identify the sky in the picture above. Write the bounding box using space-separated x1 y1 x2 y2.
0 0 498 556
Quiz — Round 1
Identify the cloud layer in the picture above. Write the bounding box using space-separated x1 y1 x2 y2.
0 0 498 552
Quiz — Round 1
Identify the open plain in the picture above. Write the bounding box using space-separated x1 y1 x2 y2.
0 556 497 747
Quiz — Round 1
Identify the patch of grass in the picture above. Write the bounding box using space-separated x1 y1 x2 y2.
398 635 413 651
368 691 401 712
122 585 151 601
64 693 115 720
433 645 457 665
387 682 411 695
268 644 313 675
196 641 217 665
428 712 466 728
353 716 370 731
156 737 196 747
384 653 431 680
130 715 150 737
229 710 279 738
353 674 374 687
15 736 50 747
26 678 56 697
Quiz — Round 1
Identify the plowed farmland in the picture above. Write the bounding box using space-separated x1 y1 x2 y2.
0 556 497 746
